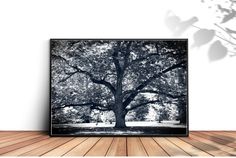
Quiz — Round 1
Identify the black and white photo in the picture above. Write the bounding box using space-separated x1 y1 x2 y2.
50 39 188 136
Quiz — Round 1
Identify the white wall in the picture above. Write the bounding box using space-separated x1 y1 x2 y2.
0 0 235 131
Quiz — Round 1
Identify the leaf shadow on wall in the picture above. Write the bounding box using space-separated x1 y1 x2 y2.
165 0 236 62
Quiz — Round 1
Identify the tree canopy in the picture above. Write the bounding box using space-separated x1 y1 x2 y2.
51 39 187 127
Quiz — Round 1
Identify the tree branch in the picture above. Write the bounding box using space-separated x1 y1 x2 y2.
52 102 95 110
123 60 186 107
161 60 186 74
138 90 187 99
90 106 112 111
58 71 78 83
123 89 186 99
127 53 159 67
52 54 80 71
89 77 116 95
112 43 122 73
123 42 132 68
126 100 160 111
52 54 116 95
52 102 112 112
102 72 116 80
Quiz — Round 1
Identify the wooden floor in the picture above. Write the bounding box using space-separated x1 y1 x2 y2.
0 132 236 156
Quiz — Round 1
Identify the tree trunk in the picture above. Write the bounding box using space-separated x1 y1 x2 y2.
114 68 126 128
114 93 126 128
114 109 126 128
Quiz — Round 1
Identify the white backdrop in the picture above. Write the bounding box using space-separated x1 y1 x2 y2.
0 0 235 130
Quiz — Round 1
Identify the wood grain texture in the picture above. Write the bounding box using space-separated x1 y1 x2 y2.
211 131 236 143
2 137 58 156
0 131 236 156
0 133 43 148
190 133 236 156
167 137 211 156
20 137 73 156
229 131 236 136
43 137 88 156
0 135 48 155
85 137 113 156
64 137 101 156
197 131 236 148
106 137 127 156
140 137 168 156
127 137 147 156
180 136 231 156
0 132 19 138
211 131 236 138
0 132 37 143
153 137 189 156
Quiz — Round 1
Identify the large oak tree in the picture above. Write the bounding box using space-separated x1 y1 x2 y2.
51 40 187 128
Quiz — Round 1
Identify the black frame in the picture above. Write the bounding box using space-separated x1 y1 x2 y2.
49 39 189 137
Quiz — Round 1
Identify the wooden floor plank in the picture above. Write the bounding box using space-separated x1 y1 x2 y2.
180 136 230 156
0 135 48 155
43 137 88 156
1 131 236 156
64 137 101 156
167 137 211 156
85 137 113 156
0 131 16 134
212 131 236 139
127 137 147 156
0 132 38 143
224 131 236 136
106 137 126 156
190 133 236 156
20 137 73 156
2 137 60 156
140 137 168 156
198 131 236 148
0 133 44 148
0 132 19 138
212 131 236 138
153 137 189 156
211 131 236 142
222 132 236 140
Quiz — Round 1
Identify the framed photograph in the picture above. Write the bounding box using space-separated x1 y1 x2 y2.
50 39 188 136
